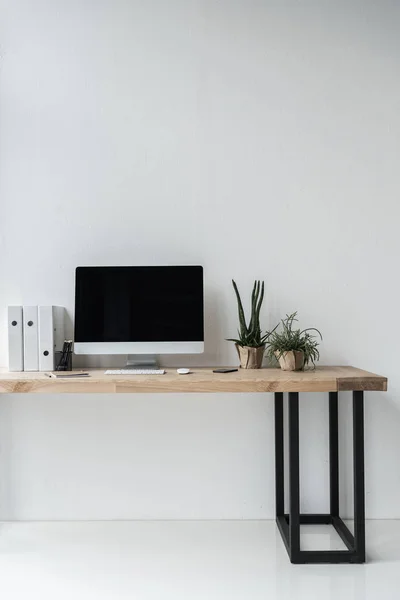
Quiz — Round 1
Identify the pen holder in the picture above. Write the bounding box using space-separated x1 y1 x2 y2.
55 344 73 371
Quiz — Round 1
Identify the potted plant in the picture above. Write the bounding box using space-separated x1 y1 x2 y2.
265 312 322 371
227 280 275 369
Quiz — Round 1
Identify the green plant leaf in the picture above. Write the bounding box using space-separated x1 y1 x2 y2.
254 281 264 335
232 279 248 337
248 281 257 334
226 338 243 345
300 327 323 340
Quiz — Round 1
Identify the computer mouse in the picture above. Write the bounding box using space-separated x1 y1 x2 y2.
177 368 190 375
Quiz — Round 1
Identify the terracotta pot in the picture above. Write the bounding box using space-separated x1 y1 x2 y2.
276 350 305 371
236 345 265 369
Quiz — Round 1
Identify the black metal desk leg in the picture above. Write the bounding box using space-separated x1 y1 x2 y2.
329 392 339 517
274 392 290 554
274 393 284 518
353 390 365 561
288 392 300 558
274 389 366 564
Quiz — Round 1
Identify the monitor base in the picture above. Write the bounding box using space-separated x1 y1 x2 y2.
125 354 159 369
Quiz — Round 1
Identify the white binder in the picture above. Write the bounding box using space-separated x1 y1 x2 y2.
8 306 24 371
38 306 65 371
23 306 39 371
53 306 65 352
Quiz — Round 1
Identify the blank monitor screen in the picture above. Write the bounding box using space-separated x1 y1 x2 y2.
74 266 204 346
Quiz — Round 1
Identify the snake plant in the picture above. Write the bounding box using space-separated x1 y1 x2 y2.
227 279 275 348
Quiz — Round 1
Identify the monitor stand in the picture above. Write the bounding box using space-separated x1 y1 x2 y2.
125 355 159 369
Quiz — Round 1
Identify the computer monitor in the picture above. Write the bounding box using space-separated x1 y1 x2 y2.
74 266 204 364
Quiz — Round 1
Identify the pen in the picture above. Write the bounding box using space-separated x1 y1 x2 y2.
44 372 90 378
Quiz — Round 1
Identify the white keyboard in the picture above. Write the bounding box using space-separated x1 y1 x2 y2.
105 369 165 375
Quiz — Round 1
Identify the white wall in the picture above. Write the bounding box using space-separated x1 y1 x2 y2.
0 0 399 520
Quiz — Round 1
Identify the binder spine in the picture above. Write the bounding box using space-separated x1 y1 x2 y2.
8 306 24 372
23 306 39 371
38 306 55 371
53 306 65 351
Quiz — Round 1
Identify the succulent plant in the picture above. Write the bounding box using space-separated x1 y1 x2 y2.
265 312 322 368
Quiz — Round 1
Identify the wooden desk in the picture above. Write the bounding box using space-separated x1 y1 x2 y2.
0 365 387 394
0 365 387 565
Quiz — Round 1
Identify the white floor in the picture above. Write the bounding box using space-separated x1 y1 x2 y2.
0 520 398 600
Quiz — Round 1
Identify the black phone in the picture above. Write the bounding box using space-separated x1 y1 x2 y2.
213 368 239 374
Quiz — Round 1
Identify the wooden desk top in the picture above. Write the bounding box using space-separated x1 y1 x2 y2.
0 366 387 394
